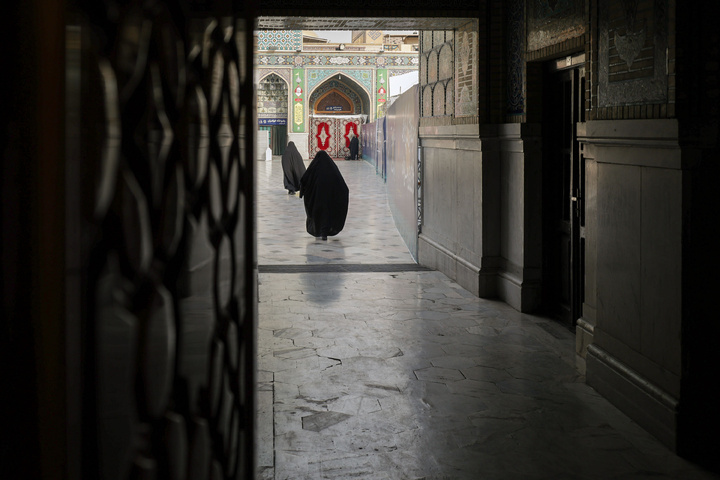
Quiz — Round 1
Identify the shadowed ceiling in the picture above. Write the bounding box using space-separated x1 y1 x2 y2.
256 17 476 30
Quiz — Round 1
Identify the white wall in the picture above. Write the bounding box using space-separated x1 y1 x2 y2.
287 133 309 159
257 130 269 160
390 71 419 97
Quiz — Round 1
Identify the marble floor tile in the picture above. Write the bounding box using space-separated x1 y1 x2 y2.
255 158 719 479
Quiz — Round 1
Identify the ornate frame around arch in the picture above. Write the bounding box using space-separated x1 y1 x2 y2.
307 69 373 97
257 69 291 86
308 73 371 118
257 72 290 119
313 89 355 114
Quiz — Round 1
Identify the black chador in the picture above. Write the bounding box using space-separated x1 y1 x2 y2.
349 134 359 160
299 151 349 240
281 141 306 194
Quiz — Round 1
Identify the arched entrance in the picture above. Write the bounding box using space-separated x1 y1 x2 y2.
308 75 369 158
257 73 289 155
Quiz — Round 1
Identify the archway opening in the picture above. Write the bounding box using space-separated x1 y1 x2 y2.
257 73 290 155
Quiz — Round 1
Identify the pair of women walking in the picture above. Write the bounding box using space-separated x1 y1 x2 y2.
281 141 349 241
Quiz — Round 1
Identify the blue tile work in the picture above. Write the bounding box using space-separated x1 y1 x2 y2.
258 53 419 68
308 80 363 114
308 69 373 93
257 30 302 51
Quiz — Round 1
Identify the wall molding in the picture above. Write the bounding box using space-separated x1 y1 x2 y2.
587 343 679 450
418 233 498 298
579 119 682 168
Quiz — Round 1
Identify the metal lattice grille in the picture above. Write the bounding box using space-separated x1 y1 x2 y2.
78 5 255 479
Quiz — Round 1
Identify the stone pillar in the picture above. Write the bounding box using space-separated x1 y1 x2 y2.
496 123 542 312
418 123 500 299
287 133 309 160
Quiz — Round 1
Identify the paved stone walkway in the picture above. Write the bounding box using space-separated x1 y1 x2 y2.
255 158 719 479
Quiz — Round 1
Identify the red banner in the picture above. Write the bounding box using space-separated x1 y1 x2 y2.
343 122 359 148
315 122 331 150
309 117 363 158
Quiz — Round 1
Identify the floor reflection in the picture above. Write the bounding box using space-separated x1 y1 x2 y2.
255 158 718 479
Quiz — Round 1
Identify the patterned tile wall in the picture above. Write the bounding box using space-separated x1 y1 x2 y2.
257 73 289 118
308 80 364 114
527 0 585 52
455 25 478 117
308 69 373 93
256 51 417 124
420 30 455 118
256 30 302 51
257 53 419 68
598 0 668 107
352 30 384 44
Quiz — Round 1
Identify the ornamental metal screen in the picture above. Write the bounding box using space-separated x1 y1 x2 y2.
70 3 256 478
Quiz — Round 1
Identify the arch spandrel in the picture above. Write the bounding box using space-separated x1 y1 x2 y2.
308 75 370 117
257 69 292 86
307 71 371 107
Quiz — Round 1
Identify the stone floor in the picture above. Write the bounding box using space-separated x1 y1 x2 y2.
255 157 719 480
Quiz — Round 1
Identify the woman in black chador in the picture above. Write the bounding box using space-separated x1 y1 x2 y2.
281 141 306 194
299 150 349 240
348 133 359 160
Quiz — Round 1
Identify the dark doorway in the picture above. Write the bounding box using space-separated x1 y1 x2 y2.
541 59 585 326
271 125 287 155
260 125 288 156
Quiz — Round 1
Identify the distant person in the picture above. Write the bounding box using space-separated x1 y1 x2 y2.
281 141 306 194
299 151 349 240
349 133 359 160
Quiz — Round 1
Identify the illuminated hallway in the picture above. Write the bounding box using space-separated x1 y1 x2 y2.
254 158 717 479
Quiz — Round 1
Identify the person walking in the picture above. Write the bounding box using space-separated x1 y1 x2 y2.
299 150 349 240
281 141 306 194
